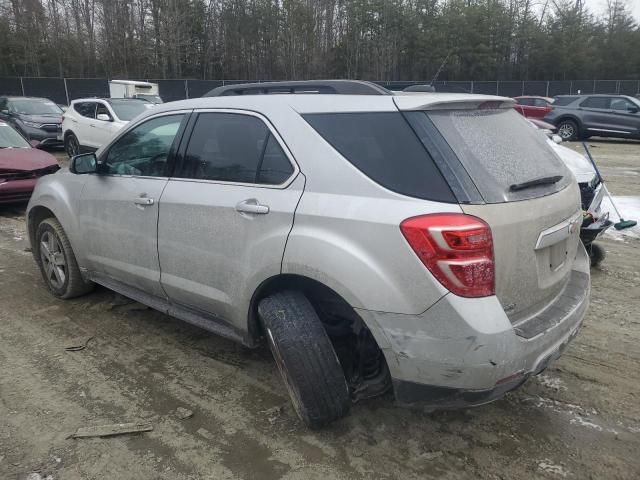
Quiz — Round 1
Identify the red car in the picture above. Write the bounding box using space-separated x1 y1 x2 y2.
0 121 60 204
513 96 554 118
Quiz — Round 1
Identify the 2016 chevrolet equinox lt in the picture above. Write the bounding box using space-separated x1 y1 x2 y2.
26 94 590 428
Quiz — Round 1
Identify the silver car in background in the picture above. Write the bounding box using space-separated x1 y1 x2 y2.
27 93 590 428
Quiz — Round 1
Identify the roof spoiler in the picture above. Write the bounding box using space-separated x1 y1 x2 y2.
393 94 515 111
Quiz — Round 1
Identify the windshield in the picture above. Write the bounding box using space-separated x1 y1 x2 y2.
417 108 572 203
136 94 163 104
108 100 149 121
0 124 30 148
10 98 62 115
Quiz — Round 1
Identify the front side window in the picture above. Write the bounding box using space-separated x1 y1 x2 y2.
96 103 112 120
179 112 294 185
103 114 185 176
610 98 635 111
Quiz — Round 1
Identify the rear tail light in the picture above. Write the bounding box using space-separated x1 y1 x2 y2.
400 213 495 298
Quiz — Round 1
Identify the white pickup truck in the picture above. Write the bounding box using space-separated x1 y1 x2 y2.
109 80 163 104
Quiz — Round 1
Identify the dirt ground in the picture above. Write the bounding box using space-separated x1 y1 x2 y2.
1 140 639 480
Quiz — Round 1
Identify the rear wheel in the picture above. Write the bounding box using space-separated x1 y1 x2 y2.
258 290 351 428
64 133 80 157
557 119 579 141
588 243 605 267
34 217 93 298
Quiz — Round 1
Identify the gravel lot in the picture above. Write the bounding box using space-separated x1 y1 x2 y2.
1 140 639 480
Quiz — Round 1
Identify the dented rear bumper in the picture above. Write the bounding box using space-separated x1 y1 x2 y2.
357 244 590 408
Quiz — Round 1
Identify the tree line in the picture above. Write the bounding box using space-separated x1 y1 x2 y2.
0 0 638 82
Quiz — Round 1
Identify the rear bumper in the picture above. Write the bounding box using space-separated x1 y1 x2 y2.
358 244 590 408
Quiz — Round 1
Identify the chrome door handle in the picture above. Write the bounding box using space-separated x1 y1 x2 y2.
235 199 269 215
134 197 154 206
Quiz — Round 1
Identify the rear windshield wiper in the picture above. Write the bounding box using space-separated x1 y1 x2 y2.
509 175 563 192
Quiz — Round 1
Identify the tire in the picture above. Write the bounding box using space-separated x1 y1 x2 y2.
34 217 94 299
589 242 605 267
64 132 80 157
258 290 351 428
557 119 579 141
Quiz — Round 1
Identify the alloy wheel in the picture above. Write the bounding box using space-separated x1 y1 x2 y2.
39 231 67 289
558 123 575 140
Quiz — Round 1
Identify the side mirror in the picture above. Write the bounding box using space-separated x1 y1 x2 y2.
29 139 41 148
628 106 639 114
552 134 563 144
96 113 112 122
70 153 98 174
0 109 8 115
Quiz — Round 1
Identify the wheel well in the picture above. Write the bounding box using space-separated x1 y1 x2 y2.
249 274 391 401
555 115 582 128
28 206 56 245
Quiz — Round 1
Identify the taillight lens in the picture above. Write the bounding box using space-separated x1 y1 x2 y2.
400 213 495 298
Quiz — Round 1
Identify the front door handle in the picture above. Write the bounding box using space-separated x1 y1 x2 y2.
235 199 269 215
134 196 154 206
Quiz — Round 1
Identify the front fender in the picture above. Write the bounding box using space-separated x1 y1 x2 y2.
27 170 87 265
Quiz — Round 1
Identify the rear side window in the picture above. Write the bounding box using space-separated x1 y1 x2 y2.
553 96 579 106
303 112 454 202
420 108 571 203
581 97 609 109
179 112 293 185
516 98 534 106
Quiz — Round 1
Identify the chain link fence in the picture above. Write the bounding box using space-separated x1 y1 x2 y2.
1 77 639 105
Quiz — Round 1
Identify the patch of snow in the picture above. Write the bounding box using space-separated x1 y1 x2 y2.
537 460 569 477
536 374 567 391
600 196 640 240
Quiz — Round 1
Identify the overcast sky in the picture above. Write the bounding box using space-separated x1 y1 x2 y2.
581 0 640 21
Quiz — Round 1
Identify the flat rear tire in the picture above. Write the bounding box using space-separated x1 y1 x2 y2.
258 290 351 428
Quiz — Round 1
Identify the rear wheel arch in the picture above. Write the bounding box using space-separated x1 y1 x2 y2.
248 274 391 399
248 274 362 342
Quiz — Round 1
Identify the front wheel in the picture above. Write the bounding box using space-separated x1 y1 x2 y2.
64 133 80 157
258 290 351 428
34 217 93 298
557 119 579 141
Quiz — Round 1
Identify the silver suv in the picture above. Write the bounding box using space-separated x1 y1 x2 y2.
26 94 590 428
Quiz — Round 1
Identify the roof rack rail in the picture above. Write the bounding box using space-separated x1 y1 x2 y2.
203 80 393 97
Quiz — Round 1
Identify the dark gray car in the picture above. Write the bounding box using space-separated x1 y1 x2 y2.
0 96 64 148
544 94 640 141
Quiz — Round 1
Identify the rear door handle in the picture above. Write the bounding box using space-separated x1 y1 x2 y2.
235 199 269 215
134 196 154 206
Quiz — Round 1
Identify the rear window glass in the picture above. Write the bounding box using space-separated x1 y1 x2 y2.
423 108 571 203
108 100 149 121
303 112 454 202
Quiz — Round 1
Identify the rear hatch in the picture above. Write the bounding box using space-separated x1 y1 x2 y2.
397 96 582 323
